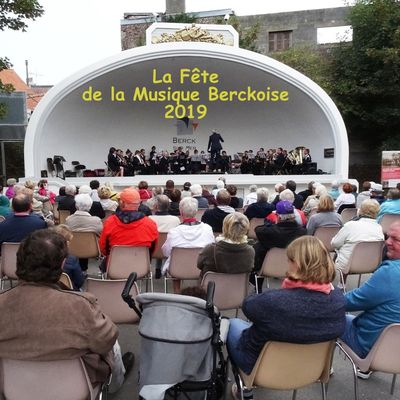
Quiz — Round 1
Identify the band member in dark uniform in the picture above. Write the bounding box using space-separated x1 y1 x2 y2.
157 151 170 174
107 147 123 176
190 149 202 174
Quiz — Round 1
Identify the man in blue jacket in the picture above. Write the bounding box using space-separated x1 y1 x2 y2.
341 221 400 378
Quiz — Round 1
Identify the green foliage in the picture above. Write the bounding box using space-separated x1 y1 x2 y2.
271 45 332 91
328 0 400 146
164 13 197 23
0 0 43 31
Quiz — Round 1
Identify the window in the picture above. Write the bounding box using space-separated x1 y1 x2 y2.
268 30 292 52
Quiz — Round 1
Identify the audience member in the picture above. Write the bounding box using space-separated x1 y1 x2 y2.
298 181 314 202
370 183 385 204
243 185 258 208
58 184 77 213
5 178 16 199
254 201 307 278
98 185 118 212
0 195 11 217
197 212 254 277
99 187 158 260
89 180 101 202
168 189 181 216
0 193 46 247
284 180 304 209
331 199 384 277
226 185 243 209
181 182 192 199
211 179 225 198
190 184 209 208
328 181 340 201
163 180 175 198
340 221 400 377
302 184 328 216
138 181 152 201
149 195 180 232
162 197 214 293
0 230 133 391
202 189 235 233
227 235 345 379
65 194 103 236
377 188 400 222
78 185 105 219
306 195 343 235
244 187 274 220
202 185 218 207
334 182 356 212
356 181 372 208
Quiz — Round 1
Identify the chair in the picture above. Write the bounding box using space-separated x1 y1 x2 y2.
107 246 153 292
164 247 203 293
152 232 168 261
200 272 249 316
380 214 400 234
341 207 358 223
0 242 19 289
86 277 140 324
53 202 59 223
248 217 265 240
58 209 70 225
314 226 341 253
337 323 400 399
0 215 6 223
233 340 335 400
338 240 384 292
255 247 288 293
69 232 102 259
0 357 104 400
59 272 74 289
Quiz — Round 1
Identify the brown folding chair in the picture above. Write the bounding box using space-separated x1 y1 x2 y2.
314 226 341 253
255 247 288 293
86 277 140 324
248 217 265 240
152 232 168 261
106 246 153 292
337 323 400 399
338 240 384 292
58 209 70 225
233 340 335 400
379 214 400 234
0 242 19 289
0 357 104 400
59 272 74 289
164 247 203 293
341 207 358 223
200 272 249 316
68 231 101 259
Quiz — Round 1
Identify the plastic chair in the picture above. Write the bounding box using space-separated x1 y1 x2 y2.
0 357 104 400
107 246 153 292
248 218 265 240
379 214 400 234
152 232 168 261
338 240 384 292
68 232 101 259
200 272 249 316
58 209 70 225
337 323 400 399
232 340 335 400
164 247 203 293
86 277 140 324
0 242 19 289
0 215 6 223
255 247 288 293
59 272 74 289
341 207 358 223
314 226 341 253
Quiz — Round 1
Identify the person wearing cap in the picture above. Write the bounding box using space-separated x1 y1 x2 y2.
253 200 307 281
99 187 158 260
207 129 224 163
370 183 385 204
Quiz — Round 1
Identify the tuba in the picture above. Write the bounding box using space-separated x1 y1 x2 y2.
287 147 306 165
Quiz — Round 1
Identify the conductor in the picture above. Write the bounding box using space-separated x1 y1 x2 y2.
208 129 224 161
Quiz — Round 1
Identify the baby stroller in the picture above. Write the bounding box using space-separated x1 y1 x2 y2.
122 273 228 400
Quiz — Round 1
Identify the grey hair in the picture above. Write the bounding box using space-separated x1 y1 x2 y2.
190 184 203 197
155 195 170 212
74 193 93 212
279 189 294 202
249 184 258 193
65 184 77 196
179 197 198 218
78 185 91 194
257 187 269 202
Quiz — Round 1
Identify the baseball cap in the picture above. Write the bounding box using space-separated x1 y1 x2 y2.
370 183 383 192
119 187 140 204
276 200 294 215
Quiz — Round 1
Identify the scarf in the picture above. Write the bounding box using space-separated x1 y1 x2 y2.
281 278 333 294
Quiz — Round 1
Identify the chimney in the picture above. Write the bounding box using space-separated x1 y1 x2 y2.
166 0 185 14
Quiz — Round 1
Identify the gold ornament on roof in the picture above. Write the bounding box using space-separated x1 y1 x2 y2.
153 24 226 44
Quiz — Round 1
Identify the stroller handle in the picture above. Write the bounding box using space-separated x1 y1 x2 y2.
206 281 215 310
121 272 142 318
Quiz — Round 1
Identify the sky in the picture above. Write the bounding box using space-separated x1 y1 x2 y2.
1 0 351 86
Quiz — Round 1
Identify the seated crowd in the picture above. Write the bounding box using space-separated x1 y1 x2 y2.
1 176 400 394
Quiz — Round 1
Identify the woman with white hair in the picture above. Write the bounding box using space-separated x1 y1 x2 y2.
65 194 103 236
211 179 225 198
77 185 105 219
190 184 209 208
162 197 215 293
302 184 328 216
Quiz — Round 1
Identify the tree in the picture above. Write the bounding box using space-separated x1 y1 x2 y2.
328 0 400 147
0 0 44 118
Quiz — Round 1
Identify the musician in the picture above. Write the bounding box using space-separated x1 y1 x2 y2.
200 151 208 172
303 148 312 163
157 151 170 175
240 151 251 174
107 147 123 177
253 148 266 175
207 129 224 162
133 150 145 175
219 151 231 173
149 146 158 175
190 149 202 174
124 149 135 176
274 147 286 173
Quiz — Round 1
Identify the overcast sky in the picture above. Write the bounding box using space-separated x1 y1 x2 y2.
1 0 350 85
